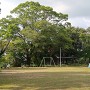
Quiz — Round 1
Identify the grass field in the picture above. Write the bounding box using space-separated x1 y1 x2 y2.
0 67 90 90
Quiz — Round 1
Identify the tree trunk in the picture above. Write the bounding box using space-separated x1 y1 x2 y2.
26 49 31 66
0 39 11 57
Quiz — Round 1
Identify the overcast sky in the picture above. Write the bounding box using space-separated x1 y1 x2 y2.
0 0 90 29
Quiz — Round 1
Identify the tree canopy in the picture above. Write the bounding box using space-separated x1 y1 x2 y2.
0 1 90 67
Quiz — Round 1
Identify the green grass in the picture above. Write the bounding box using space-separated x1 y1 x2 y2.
0 67 90 90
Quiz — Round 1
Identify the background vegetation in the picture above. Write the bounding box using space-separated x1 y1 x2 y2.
0 1 90 67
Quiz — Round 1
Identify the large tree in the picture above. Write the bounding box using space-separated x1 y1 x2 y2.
1 1 86 66
6 1 70 66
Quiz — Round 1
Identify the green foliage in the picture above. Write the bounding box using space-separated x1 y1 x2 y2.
0 1 90 66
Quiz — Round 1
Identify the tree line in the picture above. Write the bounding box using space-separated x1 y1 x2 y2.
0 1 90 67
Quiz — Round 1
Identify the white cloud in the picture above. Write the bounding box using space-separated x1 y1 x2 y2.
0 0 25 18
60 0 90 18
0 1 15 18
51 3 69 13
82 18 90 28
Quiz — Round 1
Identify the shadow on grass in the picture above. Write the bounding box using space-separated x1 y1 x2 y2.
0 72 90 90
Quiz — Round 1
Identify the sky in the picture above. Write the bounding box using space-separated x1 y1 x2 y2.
0 0 90 29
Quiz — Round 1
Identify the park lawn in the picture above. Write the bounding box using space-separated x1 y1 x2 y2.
0 67 90 90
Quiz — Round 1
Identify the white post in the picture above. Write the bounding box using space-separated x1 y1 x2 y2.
60 48 61 67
